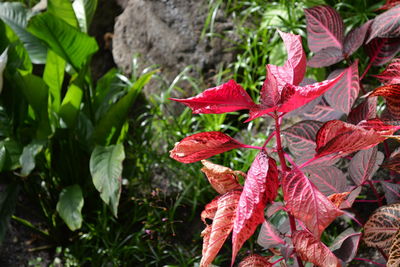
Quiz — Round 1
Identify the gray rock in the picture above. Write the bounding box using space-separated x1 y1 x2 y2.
112 0 236 88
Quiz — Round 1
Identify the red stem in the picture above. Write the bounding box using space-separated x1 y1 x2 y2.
360 58 374 81
378 248 388 261
262 130 276 149
273 113 304 267
271 257 284 266
242 145 263 150
366 180 383 207
353 258 386 267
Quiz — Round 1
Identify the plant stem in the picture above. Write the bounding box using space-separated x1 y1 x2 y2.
366 180 383 206
262 130 276 149
353 258 386 267
242 145 263 150
273 112 304 267
360 58 374 81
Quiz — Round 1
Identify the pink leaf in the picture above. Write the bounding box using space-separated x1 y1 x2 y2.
374 57 400 85
201 160 243 194
343 20 373 56
330 228 362 263
305 5 344 53
201 195 221 224
307 47 344 68
381 181 400 204
324 60 360 114
257 220 285 249
349 147 384 186
232 152 278 264
268 31 306 86
200 190 241 267
347 97 377 125
365 37 400 66
292 230 342 267
366 5 400 43
260 65 281 108
303 165 348 196
238 254 272 267
170 131 245 163
278 72 345 113
170 80 256 114
315 120 391 158
282 168 343 238
283 120 323 164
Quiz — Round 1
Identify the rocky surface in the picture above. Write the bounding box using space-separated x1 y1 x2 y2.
112 0 237 91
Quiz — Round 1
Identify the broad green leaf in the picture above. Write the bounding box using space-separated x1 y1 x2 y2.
0 2 47 63
90 144 125 217
93 68 118 111
0 182 18 242
0 48 7 93
73 0 98 33
0 145 6 171
19 140 45 177
93 71 155 145
43 50 65 112
56 184 84 231
1 139 22 171
28 12 98 70
59 84 83 128
48 0 78 27
17 72 51 137
7 38 32 73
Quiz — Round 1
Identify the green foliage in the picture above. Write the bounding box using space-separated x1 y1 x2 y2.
56 184 84 231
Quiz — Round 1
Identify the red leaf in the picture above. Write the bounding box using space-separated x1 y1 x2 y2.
238 254 272 267
370 84 400 118
365 37 400 66
383 149 400 173
305 5 344 53
201 160 243 194
201 195 220 224
283 120 323 164
349 147 384 186
282 168 343 238
330 228 362 263
257 220 285 249
379 1 400 10
307 47 344 68
232 152 278 264
366 5 400 43
357 118 400 135
260 65 280 108
170 80 255 114
302 96 344 122
278 72 345 113
325 60 360 114
292 230 342 267
303 165 348 196
343 20 373 57
315 120 390 158
374 58 400 85
347 97 377 125
328 192 351 208
200 190 241 267
170 131 245 163
268 31 306 87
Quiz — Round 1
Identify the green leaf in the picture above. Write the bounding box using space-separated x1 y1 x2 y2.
19 140 45 177
56 184 84 231
17 72 51 138
43 50 65 112
93 71 155 145
90 144 125 217
0 145 6 172
59 84 83 128
0 182 18 242
0 48 7 93
0 2 47 63
73 0 98 33
28 12 98 70
1 139 22 171
48 0 78 28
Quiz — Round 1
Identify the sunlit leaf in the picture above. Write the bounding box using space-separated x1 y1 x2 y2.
388 229 400 267
366 5 400 42
257 220 285 249
304 165 347 196
369 84 400 118
349 147 384 186
201 160 243 194
238 254 272 267
48 0 78 27
374 57 400 85
0 48 7 94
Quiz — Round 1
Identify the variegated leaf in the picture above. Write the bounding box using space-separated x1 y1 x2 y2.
365 37 400 66
388 229 400 267
330 228 362 263
304 165 347 196
364 203 400 253
257 220 285 249
293 230 342 267
201 160 243 194
367 5 400 42
349 147 384 186
347 97 377 125
238 254 272 267
374 57 400 85
381 181 400 204
369 84 400 119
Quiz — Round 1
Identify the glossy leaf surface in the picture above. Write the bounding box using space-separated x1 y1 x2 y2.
282 168 343 238
305 5 344 52
369 84 400 118
375 58 400 85
257 220 285 249
347 98 377 125
304 165 347 196
293 230 342 267
367 5 400 42
349 147 384 186
364 203 400 252
170 80 256 114
365 37 400 66
238 254 272 267
302 96 344 122
170 132 244 163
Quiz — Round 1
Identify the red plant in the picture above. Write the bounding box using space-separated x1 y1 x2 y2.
170 4 400 267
